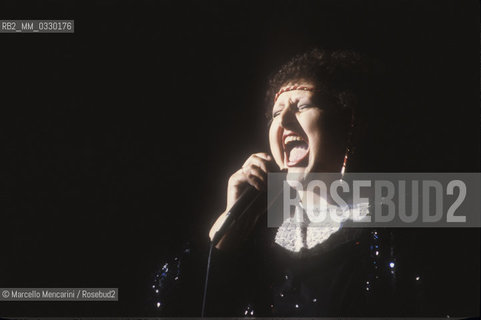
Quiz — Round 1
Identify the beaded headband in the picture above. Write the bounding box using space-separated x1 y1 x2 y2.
274 85 315 103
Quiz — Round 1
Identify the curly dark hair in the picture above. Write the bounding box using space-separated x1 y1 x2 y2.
265 48 375 121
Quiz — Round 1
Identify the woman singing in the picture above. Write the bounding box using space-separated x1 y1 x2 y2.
152 48 479 317
209 49 365 252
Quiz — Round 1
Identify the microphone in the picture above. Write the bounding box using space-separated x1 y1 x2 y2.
210 185 264 246
203 168 283 316
203 185 264 316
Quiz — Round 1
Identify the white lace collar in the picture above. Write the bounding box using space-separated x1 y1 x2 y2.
274 202 369 253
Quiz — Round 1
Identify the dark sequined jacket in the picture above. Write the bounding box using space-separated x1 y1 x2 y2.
151 224 479 317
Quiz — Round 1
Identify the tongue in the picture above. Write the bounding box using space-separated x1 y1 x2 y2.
288 143 309 163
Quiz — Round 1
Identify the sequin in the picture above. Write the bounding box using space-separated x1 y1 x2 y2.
243 304 254 316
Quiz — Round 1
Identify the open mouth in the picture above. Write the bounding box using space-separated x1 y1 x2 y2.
283 133 309 167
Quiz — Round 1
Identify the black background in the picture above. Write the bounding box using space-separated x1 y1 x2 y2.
0 0 479 316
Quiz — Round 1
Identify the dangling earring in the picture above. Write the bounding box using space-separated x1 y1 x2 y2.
338 91 356 176
341 115 355 177
341 147 349 176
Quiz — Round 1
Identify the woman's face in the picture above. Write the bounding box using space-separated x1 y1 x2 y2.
268 82 348 177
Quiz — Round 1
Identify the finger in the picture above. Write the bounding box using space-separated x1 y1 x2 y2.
229 168 248 186
243 164 267 181
253 152 272 161
243 156 269 174
246 174 264 191
244 153 275 172
244 165 267 187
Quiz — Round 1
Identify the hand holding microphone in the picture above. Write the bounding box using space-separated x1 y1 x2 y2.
209 152 277 249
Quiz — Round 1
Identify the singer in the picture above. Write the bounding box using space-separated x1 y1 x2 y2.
152 49 479 317
209 49 364 252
